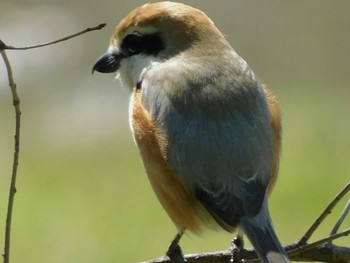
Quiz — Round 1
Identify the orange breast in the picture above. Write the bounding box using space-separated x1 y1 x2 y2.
262 84 282 195
130 89 205 233
129 85 281 232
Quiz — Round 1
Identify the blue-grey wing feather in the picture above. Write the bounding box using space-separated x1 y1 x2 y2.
140 54 274 229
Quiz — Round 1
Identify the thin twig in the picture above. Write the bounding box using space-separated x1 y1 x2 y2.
0 48 21 263
143 241 350 263
289 228 350 256
1 23 106 50
143 183 350 263
1 22 106 263
330 199 350 236
291 244 350 263
298 181 350 245
142 229 350 263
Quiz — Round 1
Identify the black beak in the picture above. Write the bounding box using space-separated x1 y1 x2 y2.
92 52 123 74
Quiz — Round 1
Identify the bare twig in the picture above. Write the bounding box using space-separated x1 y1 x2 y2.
330 199 350 236
289 228 350 256
143 183 350 263
142 242 350 263
1 22 106 263
1 23 106 50
0 48 21 263
290 244 350 262
298 181 350 245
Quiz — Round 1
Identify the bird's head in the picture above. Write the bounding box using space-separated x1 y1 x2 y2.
93 1 231 89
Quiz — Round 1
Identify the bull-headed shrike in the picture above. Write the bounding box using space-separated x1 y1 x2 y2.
93 2 289 262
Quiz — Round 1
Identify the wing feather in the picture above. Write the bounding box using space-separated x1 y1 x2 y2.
140 56 274 229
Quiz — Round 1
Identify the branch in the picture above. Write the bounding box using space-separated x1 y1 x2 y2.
142 183 350 263
142 243 350 263
298 181 350 245
288 228 350 257
0 23 106 50
330 199 350 236
290 244 350 263
0 48 21 263
1 22 106 263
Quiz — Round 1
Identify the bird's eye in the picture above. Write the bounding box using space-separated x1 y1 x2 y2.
121 32 165 56
122 34 144 54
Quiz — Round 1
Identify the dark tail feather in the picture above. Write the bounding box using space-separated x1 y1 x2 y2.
240 201 290 263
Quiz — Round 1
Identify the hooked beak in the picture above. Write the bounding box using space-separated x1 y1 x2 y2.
92 52 124 74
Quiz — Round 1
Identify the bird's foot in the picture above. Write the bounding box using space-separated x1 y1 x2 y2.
166 231 186 263
230 235 244 263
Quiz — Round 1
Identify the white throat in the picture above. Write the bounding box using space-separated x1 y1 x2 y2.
117 54 160 89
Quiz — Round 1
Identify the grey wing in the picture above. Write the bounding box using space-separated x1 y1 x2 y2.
169 102 273 230
176 87 273 230
141 66 274 231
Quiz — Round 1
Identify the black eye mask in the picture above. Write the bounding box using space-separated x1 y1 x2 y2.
121 32 165 57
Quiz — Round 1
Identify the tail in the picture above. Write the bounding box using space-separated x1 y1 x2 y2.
239 201 290 263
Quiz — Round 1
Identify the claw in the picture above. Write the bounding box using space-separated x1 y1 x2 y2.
166 231 186 263
230 235 244 263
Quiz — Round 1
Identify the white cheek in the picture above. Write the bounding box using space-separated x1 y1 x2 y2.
117 54 160 89
116 64 133 89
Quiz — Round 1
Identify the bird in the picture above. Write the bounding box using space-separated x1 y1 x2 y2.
93 2 289 262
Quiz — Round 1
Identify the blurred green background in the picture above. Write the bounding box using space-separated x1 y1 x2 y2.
1 1 349 262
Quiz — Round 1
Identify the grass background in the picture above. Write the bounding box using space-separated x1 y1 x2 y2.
0 1 349 262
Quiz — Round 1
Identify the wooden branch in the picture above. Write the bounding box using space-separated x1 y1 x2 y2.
330 199 350 236
0 23 106 50
0 22 106 263
288 228 350 256
0 47 21 263
298 181 350 245
141 183 350 263
290 244 350 263
142 243 350 263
